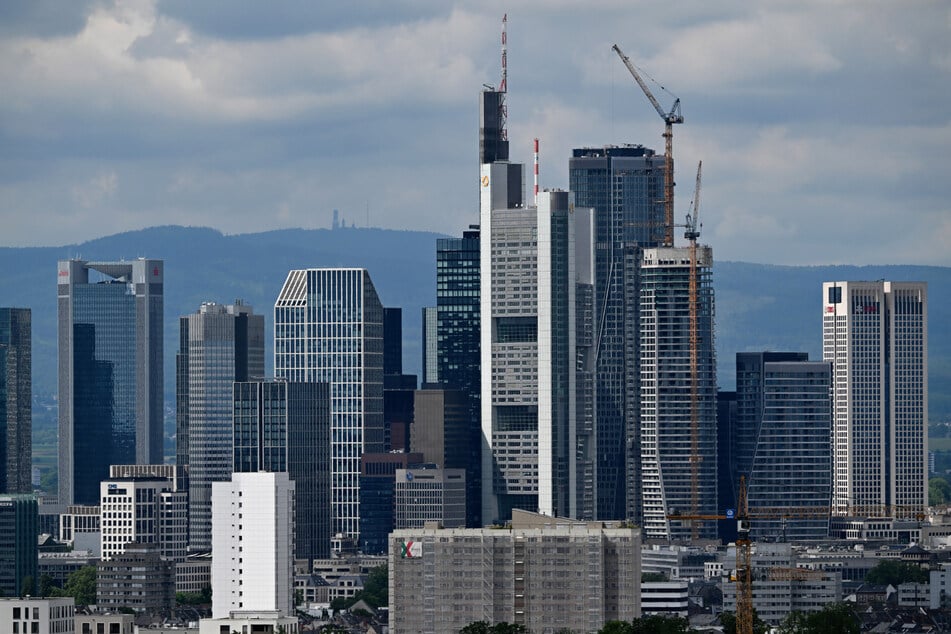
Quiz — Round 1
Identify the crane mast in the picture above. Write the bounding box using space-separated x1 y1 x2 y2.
687 161 702 539
612 44 683 247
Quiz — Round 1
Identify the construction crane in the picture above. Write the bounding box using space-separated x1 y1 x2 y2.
667 475 753 634
612 43 684 247
686 161 702 539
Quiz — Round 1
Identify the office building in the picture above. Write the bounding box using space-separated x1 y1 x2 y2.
233 379 330 561
412 388 469 472
421 306 438 385
358 452 424 556
432 226 482 526
480 175 595 524
0 598 74 634
823 281 928 517
59 505 100 546
274 268 384 540
389 509 641 634
211 471 295 619
97 542 174 616
394 466 466 529
639 246 717 540
733 352 832 541
99 476 187 562
569 145 667 522
57 259 163 506
177 300 264 553
382 307 416 452
0 308 31 494
0 494 38 597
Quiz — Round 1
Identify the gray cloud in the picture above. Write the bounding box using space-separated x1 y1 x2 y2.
0 0 948 266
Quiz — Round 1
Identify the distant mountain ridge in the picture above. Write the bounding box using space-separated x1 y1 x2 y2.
1 225 948 422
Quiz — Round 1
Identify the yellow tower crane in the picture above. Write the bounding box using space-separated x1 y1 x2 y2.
612 44 684 247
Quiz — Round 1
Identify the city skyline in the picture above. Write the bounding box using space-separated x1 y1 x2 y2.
0 3 948 268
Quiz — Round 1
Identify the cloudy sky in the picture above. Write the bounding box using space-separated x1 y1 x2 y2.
1 0 948 265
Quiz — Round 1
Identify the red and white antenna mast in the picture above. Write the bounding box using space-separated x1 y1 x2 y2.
533 138 539 205
499 14 508 141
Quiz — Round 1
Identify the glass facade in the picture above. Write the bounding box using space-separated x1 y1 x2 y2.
233 380 330 561
57 260 163 506
735 352 832 541
274 268 383 540
569 145 666 522
176 301 264 553
0 494 38 597
0 308 31 494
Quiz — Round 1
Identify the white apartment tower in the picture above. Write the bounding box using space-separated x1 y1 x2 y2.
211 472 295 619
822 281 928 517
274 268 384 540
639 246 718 541
479 161 596 524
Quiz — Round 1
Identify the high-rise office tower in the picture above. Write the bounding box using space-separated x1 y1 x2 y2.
233 379 331 561
0 494 38 597
733 352 832 541
57 259 163 506
0 308 31 494
421 307 439 385
823 281 928 517
480 168 595 523
431 226 482 526
382 307 416 452
211 472 295 619
177 301 264 553
639 247 717 540
274 268 384 539
358 451 424 555
569 145 666 522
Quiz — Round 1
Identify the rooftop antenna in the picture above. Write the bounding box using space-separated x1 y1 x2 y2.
499 14 508 142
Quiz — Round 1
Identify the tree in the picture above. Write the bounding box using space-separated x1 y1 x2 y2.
719 610 768 634
630 614 692 634
599 622 634 634
930 476 951 506
332 564 388 612
20 575 35 597
39 574 60 597
460 623 528 634
61 566 97 606
778 603 858 634
865 559 927 585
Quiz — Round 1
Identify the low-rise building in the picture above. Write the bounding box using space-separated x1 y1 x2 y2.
0 597 74 634
641 581 689 617
198 611 298 634
75 612 134 634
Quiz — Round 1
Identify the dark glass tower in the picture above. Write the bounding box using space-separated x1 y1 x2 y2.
0 308 31 494
568 145 666 522
57 260 163 506
0 494 38 597
233 380 330 561
177 301 265 553
434 227 482 526
734 352 832 540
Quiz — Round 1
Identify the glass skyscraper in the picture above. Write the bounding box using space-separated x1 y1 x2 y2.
569 145 666 522
233 379 330 561
823 281 928 517
57 260 163 506
176 301 264 553
734 352 832 541
274 268 384 540
0 308 31 494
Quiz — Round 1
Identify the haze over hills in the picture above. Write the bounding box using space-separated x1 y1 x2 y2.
2 224 949 427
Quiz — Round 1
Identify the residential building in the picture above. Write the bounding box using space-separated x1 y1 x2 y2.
0 597 74 634
232 380 330 561
823 281 928 518
211 472 295 619
97 542 174 616
389 509 641 634
274 268 384 540
0 494 38 597
394 466 466 529
99 476 187 562
177 300 264 553
480 171 595 524
569 145 667 522
57 259 163 506
639 246 717 540
0 308 31 494
733 352 832 541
